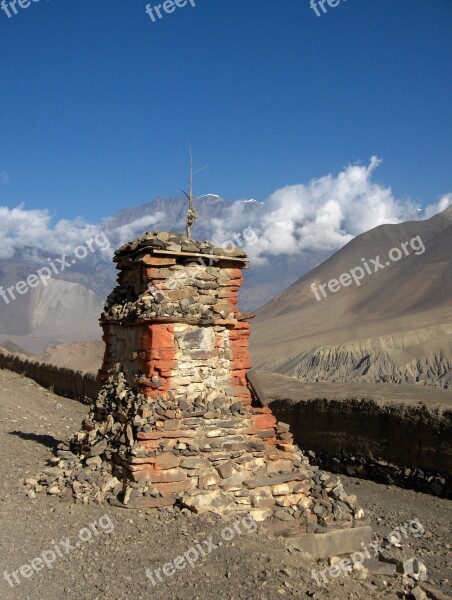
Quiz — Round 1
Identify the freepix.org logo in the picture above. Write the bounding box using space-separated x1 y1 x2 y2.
309 0 348 18
146 514 258 587
3 514 114 589
1 0 47 19
0 232 111 306
310 235 425 302
145 0 196 23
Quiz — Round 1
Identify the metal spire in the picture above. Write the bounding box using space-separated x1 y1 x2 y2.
182 149 207 239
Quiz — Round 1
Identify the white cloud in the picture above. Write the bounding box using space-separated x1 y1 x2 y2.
423 193 452 219
0 204 165 261
210 157 451 264
111 213 166 246
0 171 10 184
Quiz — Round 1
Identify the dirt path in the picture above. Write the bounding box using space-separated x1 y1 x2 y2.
0 369 450 600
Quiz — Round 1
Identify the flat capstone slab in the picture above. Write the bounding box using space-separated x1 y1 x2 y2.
286 526 372 560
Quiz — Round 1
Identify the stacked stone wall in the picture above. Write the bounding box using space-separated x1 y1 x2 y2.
73 231 366 528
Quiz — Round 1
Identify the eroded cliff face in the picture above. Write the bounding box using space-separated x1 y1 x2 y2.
276 339 452 389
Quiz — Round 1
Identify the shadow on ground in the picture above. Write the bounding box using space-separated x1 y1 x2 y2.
9 431 60 450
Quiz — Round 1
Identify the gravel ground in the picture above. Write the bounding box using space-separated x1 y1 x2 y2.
0 369 450 600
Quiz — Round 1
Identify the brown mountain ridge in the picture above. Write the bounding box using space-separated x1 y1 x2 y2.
250 206 452 388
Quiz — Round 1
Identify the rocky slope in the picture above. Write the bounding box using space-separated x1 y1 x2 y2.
0 278 104 354
39 340 104 373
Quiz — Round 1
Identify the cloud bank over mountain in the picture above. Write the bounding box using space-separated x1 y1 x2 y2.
212 157 450 265
0 158 450 267
1 158 450 352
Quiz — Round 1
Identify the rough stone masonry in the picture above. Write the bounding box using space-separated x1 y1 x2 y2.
28 231 367 538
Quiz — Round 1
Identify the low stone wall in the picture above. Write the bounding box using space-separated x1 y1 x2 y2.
0 350 100 403
268 396 452 498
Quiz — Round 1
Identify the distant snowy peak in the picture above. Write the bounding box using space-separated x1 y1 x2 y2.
234 198 263 205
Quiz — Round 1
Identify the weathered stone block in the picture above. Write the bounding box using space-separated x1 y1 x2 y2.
245 472 304 489
275 493 305 507
158 479 197 494
147 468 187 483
216 461 236 479
286 526 372 560
199 471 221 488
181 457 212 470
182 490 237 515
267 459 295 474
272 483 291 495
154 452 181 470
252 414 277 430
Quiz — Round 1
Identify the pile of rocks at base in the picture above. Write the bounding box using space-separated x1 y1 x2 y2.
26 369 366 536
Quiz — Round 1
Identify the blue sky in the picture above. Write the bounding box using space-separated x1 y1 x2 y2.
0 0 451 222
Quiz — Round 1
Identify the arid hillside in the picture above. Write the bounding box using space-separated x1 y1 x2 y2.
38 340 104 373
250 206 452 388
